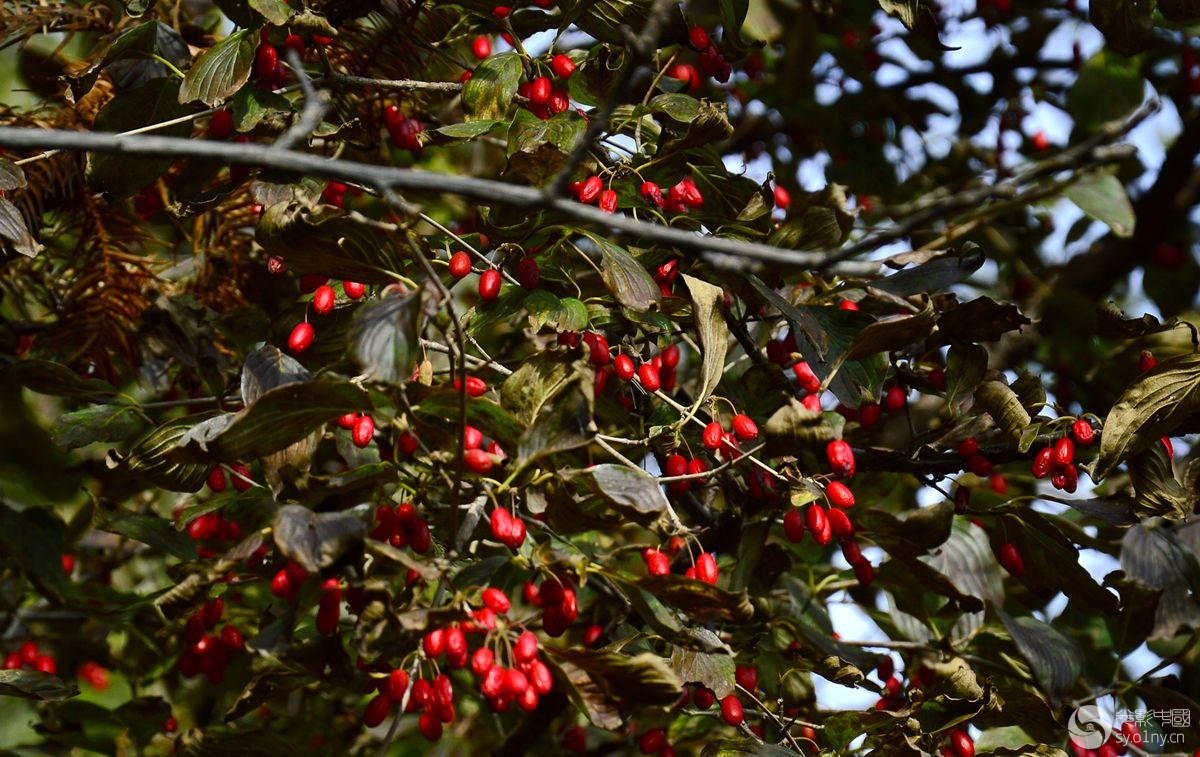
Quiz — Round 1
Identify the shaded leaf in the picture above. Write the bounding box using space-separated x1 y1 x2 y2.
0 669 79 701
546 647 682 711
1088 0 1153 56
0 196 41 257
350 289 421 385
874 245 985 296
240 343 312 406
581 464 670 520
179 29 256 106
945 342 988 411
88 78 195 198
591 237 660 312
255 202 410 284
845 301 938 360
1128 442 1192 519
996 608 1083 698
230 86 293 131
51 404 141 451
108 412 221 491
638 575 754 624
974 381 1032 439
701 740 798 757
273 505 367 574
762 397 833 455
95 508 198 561
249 0 293 25
0 158 26 190
1095 352 1200 480
938 298 1030 342
1120 522 1200 641
671 645 736 698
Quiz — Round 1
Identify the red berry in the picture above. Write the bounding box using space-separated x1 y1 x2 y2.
839 299 859 311
826 481 855 508
664 453 687 477
207 467 227 493
957 437 979 457
471 35 491 59
997 543 1024 576
514 257 540 289
578 175 603 204
688 26 710 49
464 448 494 475
454 376 488 397
449 251 472 279
793 361 821 393
702 421 724 450
514 630 539 664
666 63 701 92
827 507 853 539
352 414 375 447
287 322 314 354
208 109 234 139
807 505 831 545
230 462 253 492
774 185 792 209
639 728 666 754
783 510 805 542
858 401 881 428
270 569 291 597
735 665 758 692
599 189 618 213
478 269 502 301
341 280 364 300
826 439 856 477
254 43 278 81
481 587 510 614
693 686 716 709
950 729 975 757
363 692 392 727
613 354 635 381
644 548 671 576
637 363 661 392
220 624 244 650
530 76 552 105
492 5 510 17
423 628 445 658
33 655 56 674
731 414 758 441
1032 446 1054 478
641 181 664 206
312 285 335 315
695 552 718 585
720 694 744 726
1072 419 1095 446
1053 436 1075 466
551 54 576 78
418 711 443 741
1139 350 1157 372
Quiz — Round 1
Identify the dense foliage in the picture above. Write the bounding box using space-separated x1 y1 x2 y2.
0 0 1199 754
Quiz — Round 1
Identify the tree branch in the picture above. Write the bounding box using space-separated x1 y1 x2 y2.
0 126 879 274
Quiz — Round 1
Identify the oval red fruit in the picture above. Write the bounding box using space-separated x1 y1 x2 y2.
478 269 502 300
1031 446 1054 478
254 43 278 81
471 35 491 59
827 481 855 508
1071 419 1095 446
352 414 375 447
644 548 671 576
599 189 618 213
514 257 540 289
639 728 666 754
209 109 234 139
363 693 392 727
702 421 723 450
695 552 718 584
731 414 758 441
449 251 472 279
997 543 1024 577
464 448 494 475
807 505 831 545
689 26 710 49
613 354 635 381
783 510 805 542
826 440 856 477
387 669 410 701
1053 436 1075 466
530 76 552 105
578 175 603 204
827 507 853 539
551 53 576 78
720 694 744 726
287 322 314 354
637 363 661 392
950 729 975 757
312 285 335 315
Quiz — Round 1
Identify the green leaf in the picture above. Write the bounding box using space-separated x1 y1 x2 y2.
683 274 729 414
996 607 1083 698
435 119 502 140
648 93 701 123
1128 443 1193 519
0 669 79 701
945 342 988 411
501 352 578 425
546 647 683 709
524 291 589 332
591 237 661 312
230 86 294 131
68 22 187 99
1069 53 1144 131
248 0 293 24
241 343 312 405
87 78 196 198
1065 173 1135 238
1094 352 1200 480
51 404 142 451
350 289 421 385
873 246 985 296
179 29 256 106
255 202 410 284
273 504 367 573
0 504 69 596
462 51 522 121
763 397 834 455
95 508 198 561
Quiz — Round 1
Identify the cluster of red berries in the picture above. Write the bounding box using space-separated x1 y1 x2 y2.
955 437 1006 494
516 54 575 120
335 411 377 448
463 423 505 475
320 180 363 208
640 175 705 214
384 105 425 151
489 508 527 550
570 175 619 213
369 502 433 554
702 412 758 457
640 538 718 584
524 576 579 636
284 274 367 355
3 641 57 675
1031 432 1088 493
206 462 253 494
180 507 244 559
179 598 244 683
269 560 310 604
869 656 907 710
664 25 732 93
1069 720 1144 757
